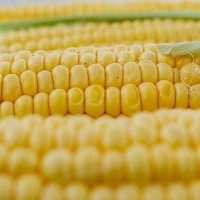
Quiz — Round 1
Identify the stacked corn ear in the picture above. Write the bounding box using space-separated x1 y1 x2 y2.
0 1 200 200
0 19 200 53
0 45 199 118
0 109 200 199
1 0 200 22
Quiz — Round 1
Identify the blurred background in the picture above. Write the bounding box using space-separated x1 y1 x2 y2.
0 0 127 5
0 0 190 6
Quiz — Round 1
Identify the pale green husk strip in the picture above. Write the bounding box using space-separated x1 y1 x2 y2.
157 42 200 56
1 11 200 31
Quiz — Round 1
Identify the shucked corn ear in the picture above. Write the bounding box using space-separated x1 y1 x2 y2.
0 45 199 117
0 109 200 199
1 19 200 53
1 0 200 22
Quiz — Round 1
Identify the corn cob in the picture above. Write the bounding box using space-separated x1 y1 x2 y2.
0 109 200 199
0 44 198 118
1 1 200 22
0 19 200 53
1 178 200 200
1 2 200 200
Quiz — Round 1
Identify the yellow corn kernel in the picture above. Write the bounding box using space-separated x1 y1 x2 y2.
139 51 157 64
42 183 63 200
60 52 78 69
34 93 50 117
68 88 84 115
125 145 150 182
102 124 127 150
51 37 62 50
85 85 104 118
63 183 88 200
0 61 11 77
20 70 37 97
79 53 96 68
90 186 114 200
105 63 123 88
157 63 173 83
11 59 27 76
102 151 123 183
97 51 116 67
190 182 200 200
175 147 196 181
37 38 50 51
77 127 97 147
156 80 175 108
117 51 135 66
64 47 79 53
0 101 14 118
132 112 156 128
29 127 53 154
0 53 13 62
74 147 99 183
14 50 32 61
9 43 22 53
55 127 77 150
121 84 141 116
116 185 139 200
157 52 174 67
168 183 188 200
112 44 128 54
49 89 68 116
87 64 105 86
2 74 22 102
139 60 158 84
143 185 165 200
15 174 41 200
52 65 69 91
70 65 89 90
93 116 114 139
179 62 200 86
189 84 200 109
27 55 44 73
43 115 64 132
161 123 188 147
138 82 158 111
33 50 47 57
174 83 188 108
123 62 141 86
79 45 97 54
143 43 158 53
45 52 61 71
0 175 13 200
14 95 33 117
129 44 143 58
3 120 26 148
106 87 120 117
42 149 72 182
8 147 37 175
151 145 173 181
37 70 54 94
129 123 157 146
